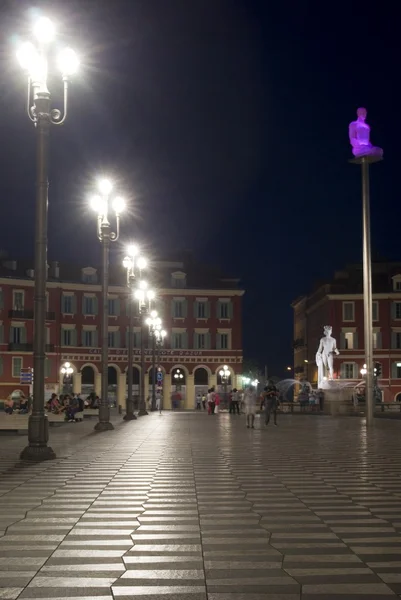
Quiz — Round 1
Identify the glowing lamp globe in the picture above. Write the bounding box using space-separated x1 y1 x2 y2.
17 42 39 72
58 47 79 76
112 196 125 214
137 257 147 271
33 16 55 44
147 290 155 300
122 256 132 270
90 195 106 214
98 178 112 195
127 244 138 258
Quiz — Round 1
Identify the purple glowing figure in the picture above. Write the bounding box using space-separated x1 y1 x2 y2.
349 108 383 158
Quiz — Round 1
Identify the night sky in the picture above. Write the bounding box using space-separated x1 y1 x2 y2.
0 1 400 376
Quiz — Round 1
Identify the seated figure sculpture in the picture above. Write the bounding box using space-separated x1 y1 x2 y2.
316 325 339 387
349 107 383 158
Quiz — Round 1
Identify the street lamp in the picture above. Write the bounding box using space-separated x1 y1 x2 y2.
219 365 230 408
122 246 146 421
154 327 166 410
134 281 154 415
60 362 74 394
91 179 125 431
18 16 79 462
361 363 367 376
146 311 163 411
174 369 184 390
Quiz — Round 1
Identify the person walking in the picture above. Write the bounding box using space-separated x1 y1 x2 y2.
230 388 240 414
243 386 257 428
207 387 216 415
214 393 220 414
263 380 279 426
201 392 207 411
196 393 202 410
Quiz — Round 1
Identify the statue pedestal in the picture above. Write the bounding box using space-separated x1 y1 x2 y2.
322 384 355 416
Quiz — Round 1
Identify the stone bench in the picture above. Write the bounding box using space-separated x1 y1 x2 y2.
84 408 99 417
0 412 65 434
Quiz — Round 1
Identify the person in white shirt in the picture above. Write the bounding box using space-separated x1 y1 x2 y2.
243 386 257 429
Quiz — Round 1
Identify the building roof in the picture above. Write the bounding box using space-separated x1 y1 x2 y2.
0 256 243 292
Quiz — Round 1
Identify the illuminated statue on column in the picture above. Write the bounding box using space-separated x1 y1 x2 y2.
349 108 383 158
316 325 339 387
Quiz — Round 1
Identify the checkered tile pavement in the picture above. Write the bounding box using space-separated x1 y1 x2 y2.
0 412 401 599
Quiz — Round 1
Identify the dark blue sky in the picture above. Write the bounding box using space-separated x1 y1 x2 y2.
0 0 400 375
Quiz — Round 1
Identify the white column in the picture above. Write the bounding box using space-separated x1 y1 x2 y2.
95 372 101 397
210 373 217 389
186 374 195 409
73 372 82 394
164 376 172 410
118 372 126 409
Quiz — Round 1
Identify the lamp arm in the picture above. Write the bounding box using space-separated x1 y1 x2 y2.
51 78 69 125
26 78 36 123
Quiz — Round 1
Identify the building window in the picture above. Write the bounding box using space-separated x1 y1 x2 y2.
62 294 75 314
82 330 97 347
393 362 401 378
372 301 379 322
108 298 120 316
108 331 120 348
220 333 229 349
13 290 24 310
12 357 22 378
172 299 186 319
83 296 97 316
195 332 209 350
393 302 401 320
392 332 401 349
198 302 206 318
171 272 187 288
373 331 382 349
133 331 141 348
173 333 183 349
343 302 355 322
340 362 356 379
62 328 76 346
344 332 354 349
81 268 98 284
396 281 401 291
220 303 228 319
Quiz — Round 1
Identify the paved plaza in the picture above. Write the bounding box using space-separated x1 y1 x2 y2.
0 413 401 599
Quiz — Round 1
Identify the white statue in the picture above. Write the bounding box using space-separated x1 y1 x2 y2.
316 325 339 387
349 107 383 158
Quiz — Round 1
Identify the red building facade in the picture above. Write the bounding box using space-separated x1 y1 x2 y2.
0 258 244 408
292 262 401 402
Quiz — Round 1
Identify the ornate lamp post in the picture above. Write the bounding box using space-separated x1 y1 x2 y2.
60 361 74 395
134 281 154 416
122 246 146 421
91 179 125 431
219 365 230 409
155 327 166 411
146 311 162 411
174 369 184 390
18 16 79 461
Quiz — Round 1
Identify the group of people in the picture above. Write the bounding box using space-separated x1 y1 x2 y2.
243 380 280 428
4 395 30 415
45 393 86 422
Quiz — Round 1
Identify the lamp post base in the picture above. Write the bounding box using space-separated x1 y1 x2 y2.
94 421 114 432
20 444 56 462
138 409 148 416
123 413 137 421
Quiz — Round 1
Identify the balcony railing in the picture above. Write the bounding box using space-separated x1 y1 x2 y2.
8 343 33 351
8 310 55 320
8 309 34 319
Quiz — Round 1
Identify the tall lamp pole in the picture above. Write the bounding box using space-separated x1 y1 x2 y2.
349 107 383 427
18 17 79 461
122 246 147 420
155 327 167 410
146 311 162 411
134 281 154 416
60 362 74 396
91 180 125 431
219 365 230 409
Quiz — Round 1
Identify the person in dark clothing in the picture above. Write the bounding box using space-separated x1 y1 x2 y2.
263 381 279 426
229 389 240 414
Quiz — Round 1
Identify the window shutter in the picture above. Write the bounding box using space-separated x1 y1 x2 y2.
392 332 397 349
115 331 121 348
354 332 358 349
216 301 220 318
205 332 211 349
193 301 198 318
82 297 86 315
228 301 233 319
93 297 99 315
340 363 346 379
0 290 4 309
0 324 4 343
183 300 188 318
392 302 397 319
392 362 398 378
92 331 98 347
376 332 382 349
9 327 14 343
205 301 210 318
71 295 76 314
20 327 26 343
216 333 221 350
171 300 175 317
182 332 188 348
340 332 345 349
115 299 120 316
